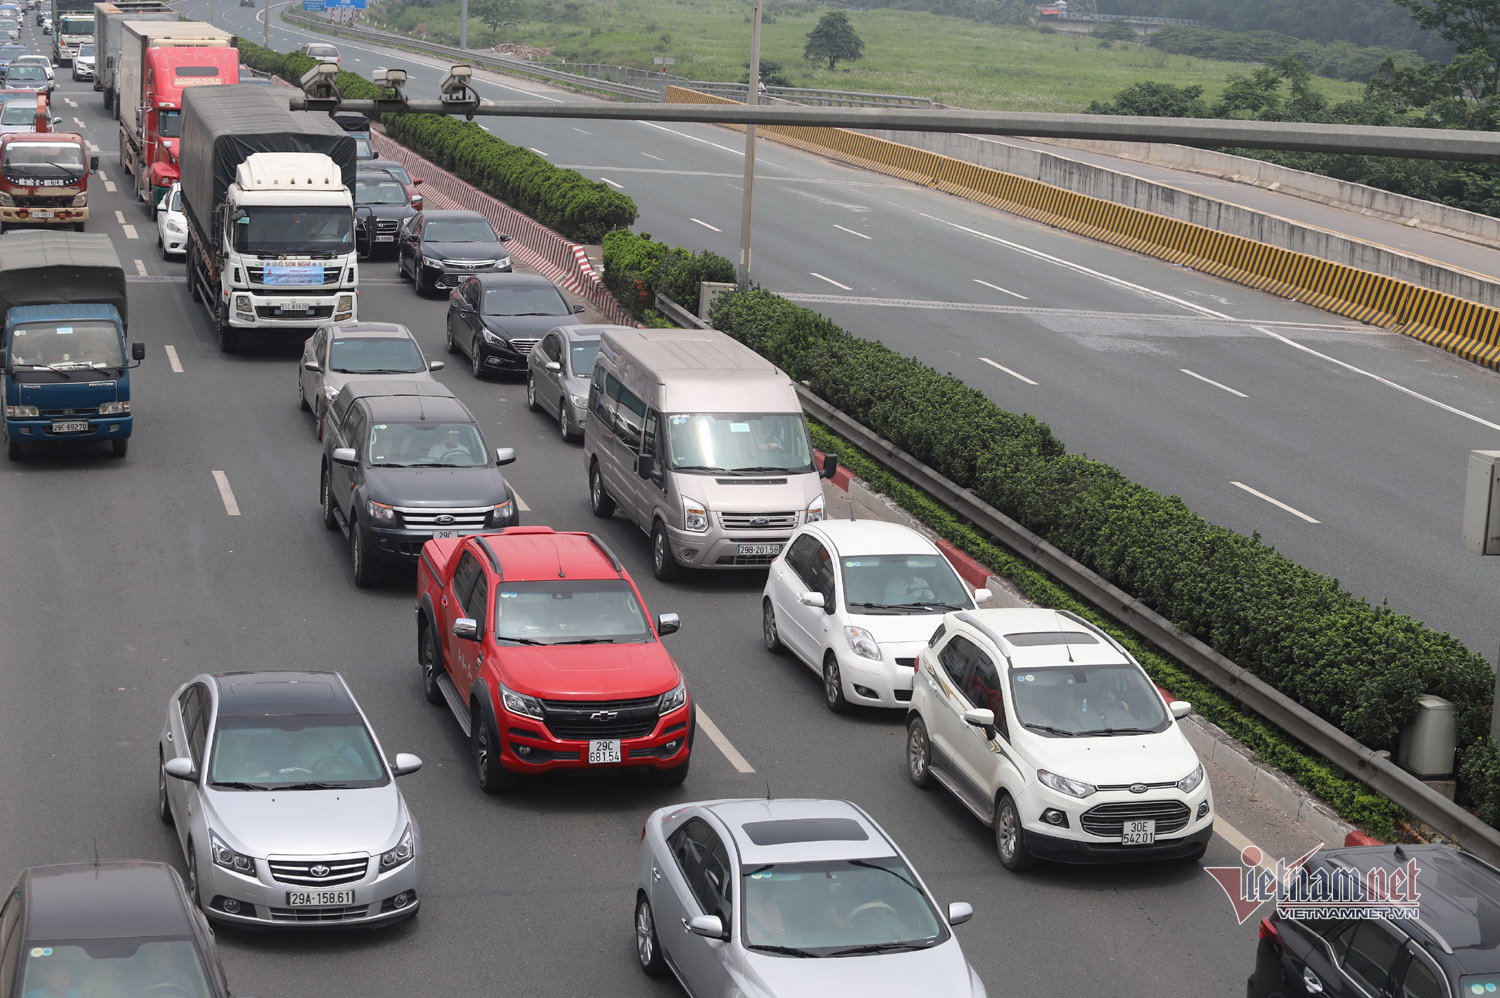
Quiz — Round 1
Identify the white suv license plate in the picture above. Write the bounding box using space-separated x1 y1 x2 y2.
588 739 622 764
1121 819 1156 845
51 420 87 433
738 544 781 556
286 889 355 906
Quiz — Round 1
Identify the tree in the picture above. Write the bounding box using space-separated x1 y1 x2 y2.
473 0 523 45
1086 81 1208 117
741 58 792 88
1391 0 1500 97
804 11 864 70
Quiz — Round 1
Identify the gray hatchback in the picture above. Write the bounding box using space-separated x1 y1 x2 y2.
634 798 986 997
526 323 605 442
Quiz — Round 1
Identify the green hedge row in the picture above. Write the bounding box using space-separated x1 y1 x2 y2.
695 285 1497 827
600 230 735 322
233 39 637 244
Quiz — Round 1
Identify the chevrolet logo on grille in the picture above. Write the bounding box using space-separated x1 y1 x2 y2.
309 864 331 878
590 710 619 721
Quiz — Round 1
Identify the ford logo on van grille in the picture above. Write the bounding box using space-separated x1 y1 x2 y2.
750 516 769 526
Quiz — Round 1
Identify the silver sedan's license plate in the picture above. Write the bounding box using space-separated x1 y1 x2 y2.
738 544 781 556
286 889 354 906
1121 819 1155 845
51 420 87 433
588 739 621 764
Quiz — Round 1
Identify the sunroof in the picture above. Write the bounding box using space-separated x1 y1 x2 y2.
1006 631 1099 646
741 817 869 846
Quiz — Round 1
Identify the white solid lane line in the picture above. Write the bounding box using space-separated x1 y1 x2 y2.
1231 481 1320 524
211 470 241 516
635 119 743 157
810 272 851 291
122 225 137 240
980 356 1038 385
973 278 1028 300
164 345 183 373
697 709 755 773
833 223 870 240
510 488 530 512
1181 368 1248 398
528 147 548 157
573 127 590 135
689 217 720 232
133 259 146 276
641 152 664 161
600 177 623 189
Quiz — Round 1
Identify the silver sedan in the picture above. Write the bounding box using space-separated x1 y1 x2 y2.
634 798 986 997
158 670 423 928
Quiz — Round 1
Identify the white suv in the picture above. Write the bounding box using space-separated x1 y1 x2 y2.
906 607 1212 871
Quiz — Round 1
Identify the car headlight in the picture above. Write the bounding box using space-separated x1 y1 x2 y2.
806 492 825 522
366 500 396 524
481 327 504 344
658 681 687 716
378 823 415 871
1037 769 1096 799
494 256 510 269
98 400 129 415
682 495 708 533
499 682 543 720
844 626 880 661
209 832 256 877
71 191 86 207
164 218 184 233
569 394 588 409
1177 763 1205 794
489 499 513 525
5 404 38 417
421 256 441 268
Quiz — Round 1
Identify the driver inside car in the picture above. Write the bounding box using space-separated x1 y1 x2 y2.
128 944 195 997
880 563 937 606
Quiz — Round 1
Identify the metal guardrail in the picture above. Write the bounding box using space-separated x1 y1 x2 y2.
1057 12 1202 23
674 80 933 108
655 286 1500 860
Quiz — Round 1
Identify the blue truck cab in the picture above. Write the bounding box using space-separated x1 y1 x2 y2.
0 231 143 460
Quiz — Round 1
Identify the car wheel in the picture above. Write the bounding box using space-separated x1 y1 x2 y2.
5 433 20 461
470 338 484 378
313 399 325 438
471 706 516 794
185 843 201 908
906 717 933 788
651 521 681 582
420 623 444 705
157 233 166 258
635 894 667 978
445 317 458 354
186 245 202 302
762 598 784 653
110 438 127 458
649 755 690 787
822 654 848 713
994 793 1035 872
320 466 338 530
588 462 615 518
216 299 239 354
350 517 380 588
157 750 173 824
526 373 539 411
298 375 310 412
558 401 575 443
416 268 433 296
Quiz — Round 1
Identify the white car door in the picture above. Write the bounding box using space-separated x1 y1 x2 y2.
950 646 1025 800
770 534 818 666
781 536 835 666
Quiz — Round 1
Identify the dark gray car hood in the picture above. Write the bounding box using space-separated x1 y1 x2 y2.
422 240 507 263
362 464 509 507
479 312 581 340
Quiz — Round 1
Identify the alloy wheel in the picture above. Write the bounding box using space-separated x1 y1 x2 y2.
907 720 930 786
998 802 1019 862
762 599 781 653
471 339 483 377
635 898 654 968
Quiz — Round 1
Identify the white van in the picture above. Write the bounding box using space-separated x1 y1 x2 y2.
583 326 838 580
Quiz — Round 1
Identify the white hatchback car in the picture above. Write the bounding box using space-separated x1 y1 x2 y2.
762 519 988 712
156 181 186 257
906 607 1213 871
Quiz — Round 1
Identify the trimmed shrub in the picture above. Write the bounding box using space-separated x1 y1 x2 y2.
601 230 735 320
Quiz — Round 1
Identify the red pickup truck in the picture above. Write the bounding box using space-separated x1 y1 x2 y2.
416 526 693 792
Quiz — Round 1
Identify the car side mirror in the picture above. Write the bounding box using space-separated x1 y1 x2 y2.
331 446 357 466
1169 701 1192 719
973 588 992 605
570 303 586 313
657 612 679 636
428 360 444 371
636 454 654 479
947 901 974 926
452 617 479 642
544 360 561 372
495 446 516 466
963 708 996 740
819 453 839 479
130 341 145 361
89 154 98 172
798 591 825 609
390 752 422 777
498 233 511 242
48 115 59 127
303 360 320 372
412 176 423 185
687 914 725 940
163 757 197 782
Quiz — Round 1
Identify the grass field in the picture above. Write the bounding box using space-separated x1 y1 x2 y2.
365 0 1367 113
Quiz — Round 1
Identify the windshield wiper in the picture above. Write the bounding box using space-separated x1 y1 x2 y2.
747 944 819 958
729 465 803 474
673 464 729 472
210 781 266 791
826 941 936 957
498 636 549 646
333 368 420 375
567 638 616 644
1022 722 1076 737
1073 726 1158 736
274 781 353 790
902 601 966 610
848 601 922 613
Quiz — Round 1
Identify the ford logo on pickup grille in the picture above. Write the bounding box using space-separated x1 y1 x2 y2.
1129 783 1148 794
434 515 456 525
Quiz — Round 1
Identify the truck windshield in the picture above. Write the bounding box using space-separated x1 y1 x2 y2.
233 205 352 256
665 412 816 475
59 14 91 34
157 109 180 138
4 140 84 178
8 320 123 370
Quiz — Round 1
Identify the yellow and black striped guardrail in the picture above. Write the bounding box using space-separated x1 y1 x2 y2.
666 87 1500 371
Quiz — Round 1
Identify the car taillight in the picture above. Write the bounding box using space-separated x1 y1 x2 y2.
1259 917 1282 954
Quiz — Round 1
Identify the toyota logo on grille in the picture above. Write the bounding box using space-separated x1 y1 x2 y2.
309 864 331 878
1129 783 1148 794
750 516 770 526
434 514 456 525
590 710 618 721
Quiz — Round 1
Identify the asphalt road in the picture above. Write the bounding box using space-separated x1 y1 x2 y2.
0 35 1333 998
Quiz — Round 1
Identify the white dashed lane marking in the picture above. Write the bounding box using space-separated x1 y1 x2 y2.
973 278 1028 300
114 210 125 224
980 356 1038 386
510 488 529 512
1181 368 1248 398
1231 481 1320 524
689 218 720 232
833 224 870 240
641 152 664 161
697 709 755 773
133 259 146 276
211 471 241 516
164 345 182 373
810 272 851 291
528 147 548 157
600 177 623 190
121 224 137 240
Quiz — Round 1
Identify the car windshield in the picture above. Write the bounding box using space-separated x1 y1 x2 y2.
5 64 40 80
366 420 487 468
356 177 406 205
4 140 84 177
493 579 653 645
425 218 497 243
308 45 337 58
20 941 213 998
569 340 599 376
157 108 180 137
741 858 948 957
665 412 815 474
482 285 568 316
841 554 971 612
328 335 424 374
167 187 180 212
209 714 388 789
73 46 87 56
232 205 352 255
0 100 31 124
1008 661 1171 736
372 162 410 184
8 320 122 370
0 46 24 59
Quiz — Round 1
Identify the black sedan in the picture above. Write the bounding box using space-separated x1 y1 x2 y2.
354 170 416 259
1 860 239 998
445 272 585 378
396 209 511 296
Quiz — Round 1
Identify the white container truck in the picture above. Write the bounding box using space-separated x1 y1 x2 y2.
92 0 174 113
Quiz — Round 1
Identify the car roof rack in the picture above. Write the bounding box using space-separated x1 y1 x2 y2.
586 532 623 576
476 536 500 576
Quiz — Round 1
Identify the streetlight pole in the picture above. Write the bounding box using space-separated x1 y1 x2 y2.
263 0 268 47
736 0 761 286
459 0 468 50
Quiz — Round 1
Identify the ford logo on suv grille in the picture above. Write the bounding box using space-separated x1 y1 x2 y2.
434 514 456 525
1129 783 1148 794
